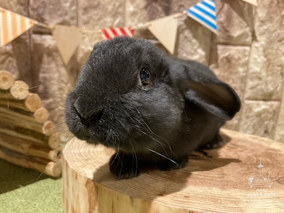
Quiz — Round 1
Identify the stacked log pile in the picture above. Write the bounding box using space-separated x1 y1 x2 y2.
0 70 62 177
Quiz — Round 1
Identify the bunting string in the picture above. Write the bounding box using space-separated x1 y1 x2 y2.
0 0 257 64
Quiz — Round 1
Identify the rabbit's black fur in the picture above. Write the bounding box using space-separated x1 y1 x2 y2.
65 37 241 179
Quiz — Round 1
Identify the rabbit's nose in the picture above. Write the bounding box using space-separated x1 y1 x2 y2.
88 109 104 124
74 100 104 126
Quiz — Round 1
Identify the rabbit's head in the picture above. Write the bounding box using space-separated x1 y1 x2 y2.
65 37 240 155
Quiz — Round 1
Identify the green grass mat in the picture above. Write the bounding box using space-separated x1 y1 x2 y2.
0 159 63 213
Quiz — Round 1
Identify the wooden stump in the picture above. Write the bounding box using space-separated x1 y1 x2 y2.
63 129 284 213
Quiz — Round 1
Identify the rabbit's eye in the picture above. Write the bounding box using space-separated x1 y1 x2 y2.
139 68 151 87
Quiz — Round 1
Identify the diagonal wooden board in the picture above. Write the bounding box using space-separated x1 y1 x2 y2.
63 129 284 212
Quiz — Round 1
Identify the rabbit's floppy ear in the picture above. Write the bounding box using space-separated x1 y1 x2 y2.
174 60 241 120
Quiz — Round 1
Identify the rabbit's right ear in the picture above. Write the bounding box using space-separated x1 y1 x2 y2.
171 59 241 120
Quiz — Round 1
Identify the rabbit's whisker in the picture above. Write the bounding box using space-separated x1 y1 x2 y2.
55 121 66 127
132 106 174 154
114 108 173 161
118 108 167 150
135 128 167 150
146 147 178 167
110 152 120 166
130 141 138 176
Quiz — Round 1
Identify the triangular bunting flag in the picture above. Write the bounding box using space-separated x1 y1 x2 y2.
148 14 179 54
241 0 258 6
102 27 135 40
52 25 82 65
186 0 217 34
0 7 35 46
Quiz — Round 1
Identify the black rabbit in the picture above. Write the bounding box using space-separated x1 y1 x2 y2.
65 37 241 179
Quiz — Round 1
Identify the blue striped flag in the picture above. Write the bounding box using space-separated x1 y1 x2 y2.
186 0 217 34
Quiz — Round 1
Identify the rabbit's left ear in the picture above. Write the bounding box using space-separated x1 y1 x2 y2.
181 79 241 120
172 59 241 121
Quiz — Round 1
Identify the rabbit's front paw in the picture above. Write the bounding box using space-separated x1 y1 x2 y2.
109 152 140 179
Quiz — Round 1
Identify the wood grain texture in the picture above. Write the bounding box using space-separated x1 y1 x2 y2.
0 144 61 177
63 129 284 213
0 93 42 113
0 133 60 161
34 107 49 123
45 160 62 177
24 93 42 112
9 80 29 100
0 107 49 133
0 70 14 90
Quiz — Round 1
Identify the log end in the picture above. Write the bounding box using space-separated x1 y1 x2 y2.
42 120 55 136
10 80 29 100
0 70 15 90
48 132 62 149
34 107 49 123
25 93 42 112
45 160 62 177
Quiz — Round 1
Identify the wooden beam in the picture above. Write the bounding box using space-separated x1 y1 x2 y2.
0 133 60 161
0 93 42 113
0 115 61 149
0 144 61 177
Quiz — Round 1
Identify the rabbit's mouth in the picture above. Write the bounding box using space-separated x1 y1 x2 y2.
82 108 162 153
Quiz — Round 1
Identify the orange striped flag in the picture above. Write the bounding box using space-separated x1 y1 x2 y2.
0 8 35 46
